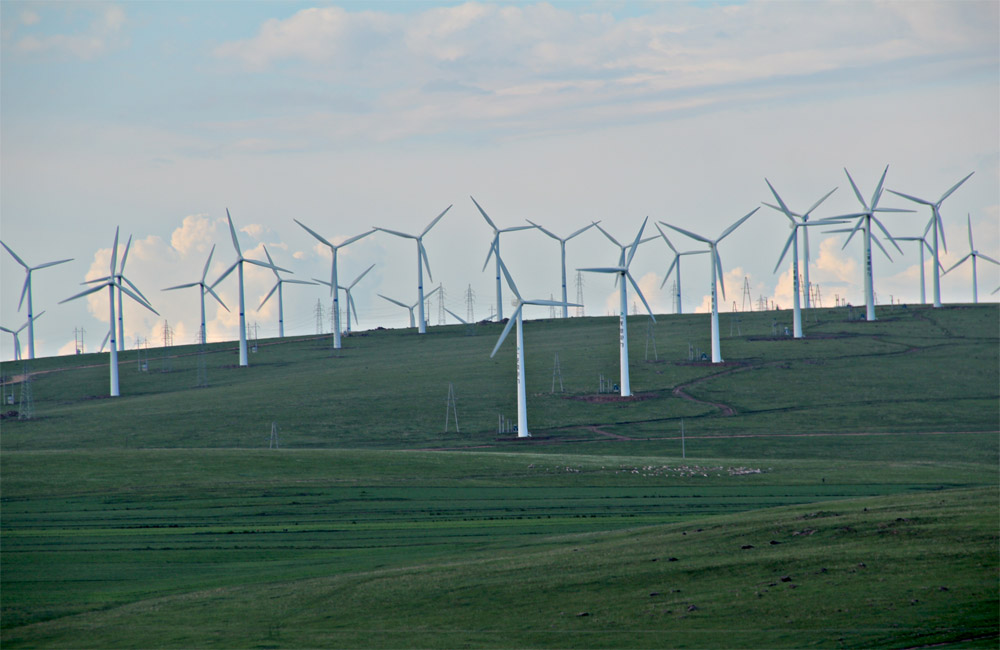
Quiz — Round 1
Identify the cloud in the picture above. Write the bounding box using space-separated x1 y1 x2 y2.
170 214 218 257
14 5 126 60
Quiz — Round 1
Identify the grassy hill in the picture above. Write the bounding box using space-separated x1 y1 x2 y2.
1 304 997 647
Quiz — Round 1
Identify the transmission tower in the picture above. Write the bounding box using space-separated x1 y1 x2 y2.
269 421 280 449
574 271 585 317
196 341 208 388
551 353 564 393
314 299 324 334
17 364 33 420
161 321 174 347
670 281 678 314
73 327 86 355
741 276 752 312
465 284 476 322
438 283 446 326
644 319 658 361
444 383 459 433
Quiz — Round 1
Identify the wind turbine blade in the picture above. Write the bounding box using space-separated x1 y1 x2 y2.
225 208 242 256
841 218 865 250
523 299 580 308
341 229 375 247
967 215 974 251
654 223 679 254
566 222 596 240
660 221 710 244
470 196 498 231
844 168 867 209
0 326 13 335
110 227 120 275
804 187 838 217
625 217 648 268
0 241 28 268
499 225 536 233
212 261 239 289
774 230 797 274
497 256 521 301
937 213 948 253
885 189 932 206
378 294 410 309
283 279 315 286
943 254 971 274
660 258 679 289
294 219 335 248
870 233 893 262
350 295 358 325
715 250 727 301
263 246 280 279
350 264 375 288
424 285 440 300
119 235 133 274
100 330 110 353
374 226 416 240
490 305 522 358
162 281 200 291
60 283 109 304
33 258 74 271
258 283 279 310
939 172 974 204
244 258 292 274
870 165 889 209
18 276 29 311
626 272 656 322
420 242 433 282
120 275 151 305
718 207 758 242
526 219 559 240
83 276 112 285
444 307 468 325
871 217 903 254
482 237 497 273
422 205 452 237
594 222 621 247
978 253 1000 266
201 244 216 282
578 267 625 274
764 178 792 216
311 278 334 289
120 283 159 315
205 285 229 311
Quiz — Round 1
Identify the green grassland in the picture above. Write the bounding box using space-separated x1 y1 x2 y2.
1 304 997 648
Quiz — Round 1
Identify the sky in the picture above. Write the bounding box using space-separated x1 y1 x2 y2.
1 0 998 361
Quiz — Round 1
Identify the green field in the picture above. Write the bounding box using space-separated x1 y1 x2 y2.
1 304 998 648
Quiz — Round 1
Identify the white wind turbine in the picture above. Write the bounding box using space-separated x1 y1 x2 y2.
763 180 839 338
887 172 974 309
377 286 440 329
60 228 158 397
654 224 708 315
338 264 375 334
258 245 314 338
294 220 373 349
0 241 73 360
594 222 657 269
471 197 536 322
81 233 157 353
525 219 596 318
1 312 44 362
833 167 911 321
374 205 451 334
943 215 999 304
579 217 657 397
491 255 577 438
212 209 289 367
662 208 759 364
890 219 937 305
162 244 230 345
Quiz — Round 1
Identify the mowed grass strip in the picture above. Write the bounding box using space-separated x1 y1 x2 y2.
3 487 995 649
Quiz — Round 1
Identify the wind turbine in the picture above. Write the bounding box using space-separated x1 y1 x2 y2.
162 244 230 345
832 166 911 321
763 180 839 338
654 224 708 315
82 235 153 353
491 256 577 438
257 246 314 338
60 228 158 397
374 205 451 334
377 286 440 329
887 172 974 308
0 241 73 360
294 220 374 349
525 219 596 318
662 208 759 363
1 312 43 361
212 209 290 367
579 217 657 396
943 215 999 304
338 264 375 334
594 222 657 268
471 197 536 322
890 219 937 305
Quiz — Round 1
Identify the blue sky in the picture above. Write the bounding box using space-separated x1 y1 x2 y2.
2 1 997 360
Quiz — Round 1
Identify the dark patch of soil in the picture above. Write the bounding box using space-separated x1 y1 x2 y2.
564 392 658 404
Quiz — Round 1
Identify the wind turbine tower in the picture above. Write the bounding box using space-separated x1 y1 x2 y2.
162 244 229 346
654 224 708 316
526 220 596 318
1 241 73 360
258 245 314 338
943 215 999 304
